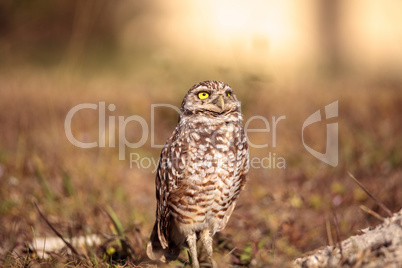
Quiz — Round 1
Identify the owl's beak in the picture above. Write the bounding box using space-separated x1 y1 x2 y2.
213 95 225 110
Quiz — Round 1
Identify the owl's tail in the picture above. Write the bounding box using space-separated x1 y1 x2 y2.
146 222 180 263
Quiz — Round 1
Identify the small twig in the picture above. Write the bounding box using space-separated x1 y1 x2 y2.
34 203 80 256
359 205 385 221
325 217 334 246
225 247 238 258
347 172 392 217
332 213 343 261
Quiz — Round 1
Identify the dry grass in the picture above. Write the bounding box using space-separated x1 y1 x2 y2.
0 66 401 267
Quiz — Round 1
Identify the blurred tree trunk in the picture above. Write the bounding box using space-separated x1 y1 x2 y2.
317 0 343 77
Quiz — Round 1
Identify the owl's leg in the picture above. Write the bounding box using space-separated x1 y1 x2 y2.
200 229 217 268
186 232 199 268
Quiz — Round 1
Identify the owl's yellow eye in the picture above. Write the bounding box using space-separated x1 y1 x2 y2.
198 92 209 99
227 92 232 97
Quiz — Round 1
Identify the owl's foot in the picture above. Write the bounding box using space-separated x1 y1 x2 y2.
187 232 199 268
200 229 217 268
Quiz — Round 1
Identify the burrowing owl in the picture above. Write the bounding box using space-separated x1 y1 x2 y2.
147 81 249 267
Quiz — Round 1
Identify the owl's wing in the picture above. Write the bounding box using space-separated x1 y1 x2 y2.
155 127 187 249
218 127 249 231
236 128 250 187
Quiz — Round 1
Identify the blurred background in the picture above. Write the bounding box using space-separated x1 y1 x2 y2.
0 0 401 266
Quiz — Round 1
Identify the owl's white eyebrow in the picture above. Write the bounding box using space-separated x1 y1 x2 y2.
195 86 210 92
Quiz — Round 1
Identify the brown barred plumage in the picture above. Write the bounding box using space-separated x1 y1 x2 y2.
147 81 249 267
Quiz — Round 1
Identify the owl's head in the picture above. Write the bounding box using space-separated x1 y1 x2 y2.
180 81 241 117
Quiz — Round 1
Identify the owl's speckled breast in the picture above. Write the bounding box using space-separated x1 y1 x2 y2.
167 116 248 234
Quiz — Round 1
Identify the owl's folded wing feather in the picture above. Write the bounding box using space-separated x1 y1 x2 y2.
155 127 188 249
